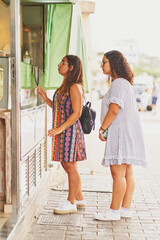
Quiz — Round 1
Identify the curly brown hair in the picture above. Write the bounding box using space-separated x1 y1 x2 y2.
104 50 134 85
56 55 84 94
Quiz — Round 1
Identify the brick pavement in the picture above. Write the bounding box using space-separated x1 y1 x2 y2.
24 112 160 240
24 167 160 240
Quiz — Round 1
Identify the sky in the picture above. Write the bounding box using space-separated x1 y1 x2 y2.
90 0 160 58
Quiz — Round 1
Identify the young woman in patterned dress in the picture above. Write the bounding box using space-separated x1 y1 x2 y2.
94 50 147 221
37 55 87 214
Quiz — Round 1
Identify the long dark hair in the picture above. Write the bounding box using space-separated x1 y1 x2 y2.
104 50 134 85
56 55 84 94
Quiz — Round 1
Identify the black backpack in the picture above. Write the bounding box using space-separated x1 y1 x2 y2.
79 101 96 134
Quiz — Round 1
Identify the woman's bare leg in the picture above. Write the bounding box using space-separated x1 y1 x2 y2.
74 163 84 200
121 165 135 209
61 162 67 172
110 164 127 210
63 162 83 204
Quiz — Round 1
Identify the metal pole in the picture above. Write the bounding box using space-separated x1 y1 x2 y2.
10 0 21 214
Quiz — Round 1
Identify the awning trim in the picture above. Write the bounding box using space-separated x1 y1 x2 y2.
1 0 78 5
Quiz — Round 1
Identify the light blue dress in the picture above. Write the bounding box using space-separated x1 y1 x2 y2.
101 78 147 167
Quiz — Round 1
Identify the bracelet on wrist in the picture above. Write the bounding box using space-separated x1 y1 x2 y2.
61 125 65 132
99 129 104 134
100 126 105 131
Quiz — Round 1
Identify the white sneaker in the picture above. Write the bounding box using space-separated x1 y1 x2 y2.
76 199 86 208
54 200 77 214
121 208 132 218
94 209 120 221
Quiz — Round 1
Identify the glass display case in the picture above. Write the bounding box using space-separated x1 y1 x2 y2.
21 5 44 109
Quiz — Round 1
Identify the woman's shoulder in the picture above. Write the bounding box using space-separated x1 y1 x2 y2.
113 78 130 84
112 78 131 88
70 83 83 94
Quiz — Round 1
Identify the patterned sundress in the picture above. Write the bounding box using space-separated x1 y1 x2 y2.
51 90 87 162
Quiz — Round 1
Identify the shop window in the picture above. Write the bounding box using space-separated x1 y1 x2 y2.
21 6 44 109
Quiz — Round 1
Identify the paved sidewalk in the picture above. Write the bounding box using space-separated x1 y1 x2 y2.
24 168 160 240
24 114 160 240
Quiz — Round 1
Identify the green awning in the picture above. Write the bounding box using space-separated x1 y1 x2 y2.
39 3 73 89
39 2 88 92
68 3 88 92
2 0 77 5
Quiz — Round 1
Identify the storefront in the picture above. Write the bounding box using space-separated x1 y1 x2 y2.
0 0 88 237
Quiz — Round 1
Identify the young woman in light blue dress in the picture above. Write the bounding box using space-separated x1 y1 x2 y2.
94 50 147 221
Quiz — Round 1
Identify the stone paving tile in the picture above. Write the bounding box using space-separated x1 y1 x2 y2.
143 229 160 235
97 228 113 233
26 230 66 240
81 236 98 240
146 238 160 240
67 226 82 231
113 228 143 234
97 222 113 227
65 235 81 240
114 238 141 240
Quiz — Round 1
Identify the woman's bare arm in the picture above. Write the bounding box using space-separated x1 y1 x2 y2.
36 86 53 108
99 103 120 141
